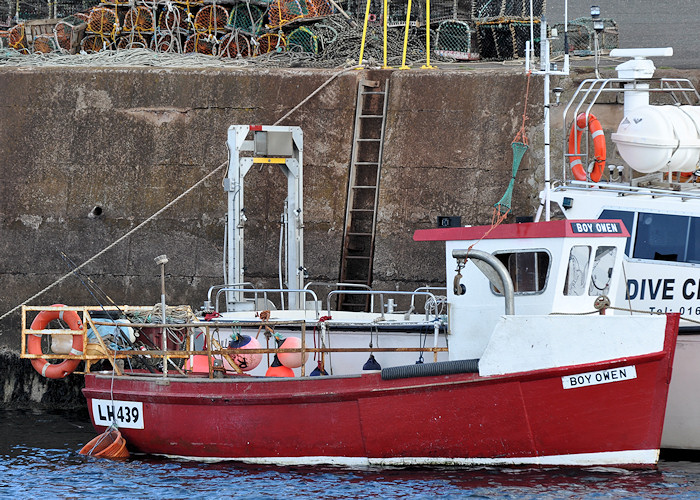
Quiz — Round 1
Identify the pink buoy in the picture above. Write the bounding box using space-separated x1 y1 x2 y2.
229 335 263 372
278 336 309 368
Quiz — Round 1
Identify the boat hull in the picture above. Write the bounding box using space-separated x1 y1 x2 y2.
83 317 677 466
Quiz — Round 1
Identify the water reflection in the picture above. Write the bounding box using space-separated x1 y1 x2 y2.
1 409 700 499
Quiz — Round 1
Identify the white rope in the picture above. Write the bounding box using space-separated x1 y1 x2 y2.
274 65 353 125
0 65 351 325
0 162 224 323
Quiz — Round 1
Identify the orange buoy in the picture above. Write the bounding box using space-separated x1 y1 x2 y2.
568 113 606 182
27 305 84 379
266 355 295 377
80 428 130 459
277 336 309 369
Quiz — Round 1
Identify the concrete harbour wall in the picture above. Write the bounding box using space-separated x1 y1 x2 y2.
0 65 544 405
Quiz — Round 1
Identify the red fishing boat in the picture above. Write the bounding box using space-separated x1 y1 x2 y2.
23 213 679 466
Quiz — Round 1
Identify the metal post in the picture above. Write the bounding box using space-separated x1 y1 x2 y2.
155 254 168 376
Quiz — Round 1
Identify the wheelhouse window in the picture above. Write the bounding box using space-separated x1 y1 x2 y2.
564 245 591 296
492 250 550 295
588 246 617 296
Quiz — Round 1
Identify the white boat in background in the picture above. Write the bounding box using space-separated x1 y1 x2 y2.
538 46 700 450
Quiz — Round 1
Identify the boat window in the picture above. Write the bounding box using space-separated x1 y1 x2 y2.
588 246 617 296
599 209 634 255
686 217 700 263
492 250 550 295
633 213 689 262
564 245 591 296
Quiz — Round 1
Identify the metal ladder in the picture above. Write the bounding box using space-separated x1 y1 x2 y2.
338 78 390 311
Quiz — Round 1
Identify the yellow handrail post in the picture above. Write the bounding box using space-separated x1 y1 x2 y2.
357 0 373 69
399 0 412 69
382 0 391 68
421 0 435 68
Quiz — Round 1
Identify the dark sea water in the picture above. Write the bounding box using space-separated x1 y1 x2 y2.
2 409 700 499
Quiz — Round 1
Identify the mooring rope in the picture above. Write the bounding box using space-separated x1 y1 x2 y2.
0 66 353 326
0 163 224 323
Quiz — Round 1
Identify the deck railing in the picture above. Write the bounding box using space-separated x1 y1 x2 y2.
21 305 448 379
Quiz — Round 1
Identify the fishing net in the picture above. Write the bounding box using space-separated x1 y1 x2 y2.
386 0 422 27
551 18 618 56
219 31 250 57
33 32 60 52
227 3 265 35
476 17 538 60
494 140 527 214
54 15 86 54
287 26 318 53
87 7 118 35
116 32 149 49
434 20 473 60
8 23 27 51
123 6 155 33
472 0 545 20
345 0 373 21
266 0 307 29
495 71 530 215
429 0 471 22
80 33 111 52
304 0 335 19
184 31 217 54
158 5 189 32
254 32 285 55
193 5 228 35
0 30 8 48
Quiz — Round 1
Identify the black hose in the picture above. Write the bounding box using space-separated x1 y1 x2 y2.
381 359 479 380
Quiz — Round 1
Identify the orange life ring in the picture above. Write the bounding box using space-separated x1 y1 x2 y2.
27 305 84 379
568 113 606 182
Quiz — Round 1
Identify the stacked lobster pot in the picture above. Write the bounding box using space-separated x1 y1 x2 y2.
69 0 337 56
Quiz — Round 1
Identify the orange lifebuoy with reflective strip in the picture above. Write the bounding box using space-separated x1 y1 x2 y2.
568 113 606 182
27 305 84 379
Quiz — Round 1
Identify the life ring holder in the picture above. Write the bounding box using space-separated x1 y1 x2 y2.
568 112 606 182
27 305 84 379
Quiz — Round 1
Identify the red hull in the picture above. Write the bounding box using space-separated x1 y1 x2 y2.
83 316 678 465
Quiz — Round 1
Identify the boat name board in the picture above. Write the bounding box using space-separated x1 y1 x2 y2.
562 365 637 389
570 222 623 234
91 398 145 429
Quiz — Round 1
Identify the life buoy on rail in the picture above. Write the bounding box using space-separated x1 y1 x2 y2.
568 112 606 182
27 305 84 379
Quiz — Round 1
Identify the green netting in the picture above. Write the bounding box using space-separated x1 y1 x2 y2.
435 20 472 59
495 141 528 214
227 3 265 35
287 26 319 53
472 0 545 20
476 17 539 60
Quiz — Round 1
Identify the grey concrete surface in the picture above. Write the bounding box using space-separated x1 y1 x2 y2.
548 0 700 68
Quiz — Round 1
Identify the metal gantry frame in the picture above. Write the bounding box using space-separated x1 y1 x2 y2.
225 125 305 310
